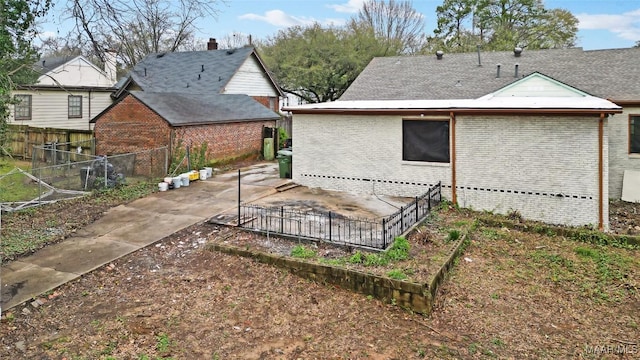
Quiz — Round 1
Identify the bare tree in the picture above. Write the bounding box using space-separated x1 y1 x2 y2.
65 0 225 68
348 0 426 55
219 31 252 49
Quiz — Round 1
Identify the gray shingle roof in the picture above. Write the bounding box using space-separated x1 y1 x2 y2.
124 47 257 94
340 47 640 102
129 91 279 126
33 56 77 73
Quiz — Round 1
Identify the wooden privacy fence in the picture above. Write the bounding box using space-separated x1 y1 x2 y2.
4 125 94 160
239 182 442 250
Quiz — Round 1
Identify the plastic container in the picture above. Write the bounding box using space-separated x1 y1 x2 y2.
205 167 213 178
277 155 292 179
172 176 182 189
199 169 208 180
180 174 190 187
158 182 168 191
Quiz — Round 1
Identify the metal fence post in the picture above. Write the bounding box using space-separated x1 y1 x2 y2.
237 169 241 226
415 196 419 221
280 206 284 233
400 206 404 232
382 218 387 248
328 211 332 241
103 155 108 188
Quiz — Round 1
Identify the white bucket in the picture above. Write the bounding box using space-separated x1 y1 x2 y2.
180 174 190 186
199 169 208 180
158 182 168 192
205 167 213 178
172 177 182 189
164 177 173 184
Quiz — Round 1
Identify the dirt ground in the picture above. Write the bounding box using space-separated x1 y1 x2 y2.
1 196 639 359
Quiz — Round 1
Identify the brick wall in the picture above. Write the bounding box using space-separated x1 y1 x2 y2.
608 108 640 199
252 96 279 113
174 120 276 159
293 113 607 228
456 115 606 228
94 95 172 155
95 94 276 165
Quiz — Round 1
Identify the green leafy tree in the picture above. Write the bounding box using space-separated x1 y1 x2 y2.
0 0 52 152
258 23 384 103
430 0 577 53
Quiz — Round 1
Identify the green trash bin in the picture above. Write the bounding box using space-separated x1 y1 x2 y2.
277 155 291 179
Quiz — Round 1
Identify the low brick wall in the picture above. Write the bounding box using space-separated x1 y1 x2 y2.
207 235 469 315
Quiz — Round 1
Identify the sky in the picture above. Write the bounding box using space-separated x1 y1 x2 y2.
40 0 640 51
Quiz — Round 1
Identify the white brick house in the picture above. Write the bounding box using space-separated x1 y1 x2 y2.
286 73 621 229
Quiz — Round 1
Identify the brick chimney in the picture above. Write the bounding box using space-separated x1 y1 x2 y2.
207 38 218 50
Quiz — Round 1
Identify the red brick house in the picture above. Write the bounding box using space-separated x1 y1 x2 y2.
91 39 283 161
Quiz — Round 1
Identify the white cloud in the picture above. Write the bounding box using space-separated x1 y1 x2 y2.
328 0 365 13
577 9 640 41
238 10 346 29
239 10 316 27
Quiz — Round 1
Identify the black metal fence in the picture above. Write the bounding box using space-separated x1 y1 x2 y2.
382 181 442 246
238 182 441 250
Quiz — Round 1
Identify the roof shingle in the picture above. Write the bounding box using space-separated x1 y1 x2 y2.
340 47 640 102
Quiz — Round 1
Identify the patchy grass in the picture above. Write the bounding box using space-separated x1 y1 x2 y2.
1 181 157 261
0 158 43 202
431 207 640 358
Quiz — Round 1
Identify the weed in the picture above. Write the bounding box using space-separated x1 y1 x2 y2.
156 333 171 353
2 312 15 323
322 258 346 266
417 348 426 357
349 251 364 264
491 337 505 347
386 237 410 261
364 253 388 266
137 355 150 360
490 293 499 300
101 341 117 355
387 269 408 280
446 229 461 242
223 285 231 292
468 342 479 354
291 245 316 259
366 295 374 301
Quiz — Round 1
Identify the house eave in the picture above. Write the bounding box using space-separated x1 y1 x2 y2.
170 117 279 127
284 108 623 116
16 84 116 92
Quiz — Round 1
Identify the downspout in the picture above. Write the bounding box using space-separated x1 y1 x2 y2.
598 113 604 231
88 89 92 131
450 112 457 205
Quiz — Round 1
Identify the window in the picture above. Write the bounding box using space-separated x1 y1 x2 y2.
630 115 640 154
68 95 82 118
402 120 450 163
14 94 32 120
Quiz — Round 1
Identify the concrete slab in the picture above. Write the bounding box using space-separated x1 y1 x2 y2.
1 162 288 312
1 161 412 312
1 262 78 310
28 236 139 273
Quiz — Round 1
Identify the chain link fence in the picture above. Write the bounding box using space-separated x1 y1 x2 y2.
1 146 169 212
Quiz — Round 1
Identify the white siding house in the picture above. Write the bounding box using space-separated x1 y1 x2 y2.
9 54 117 130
